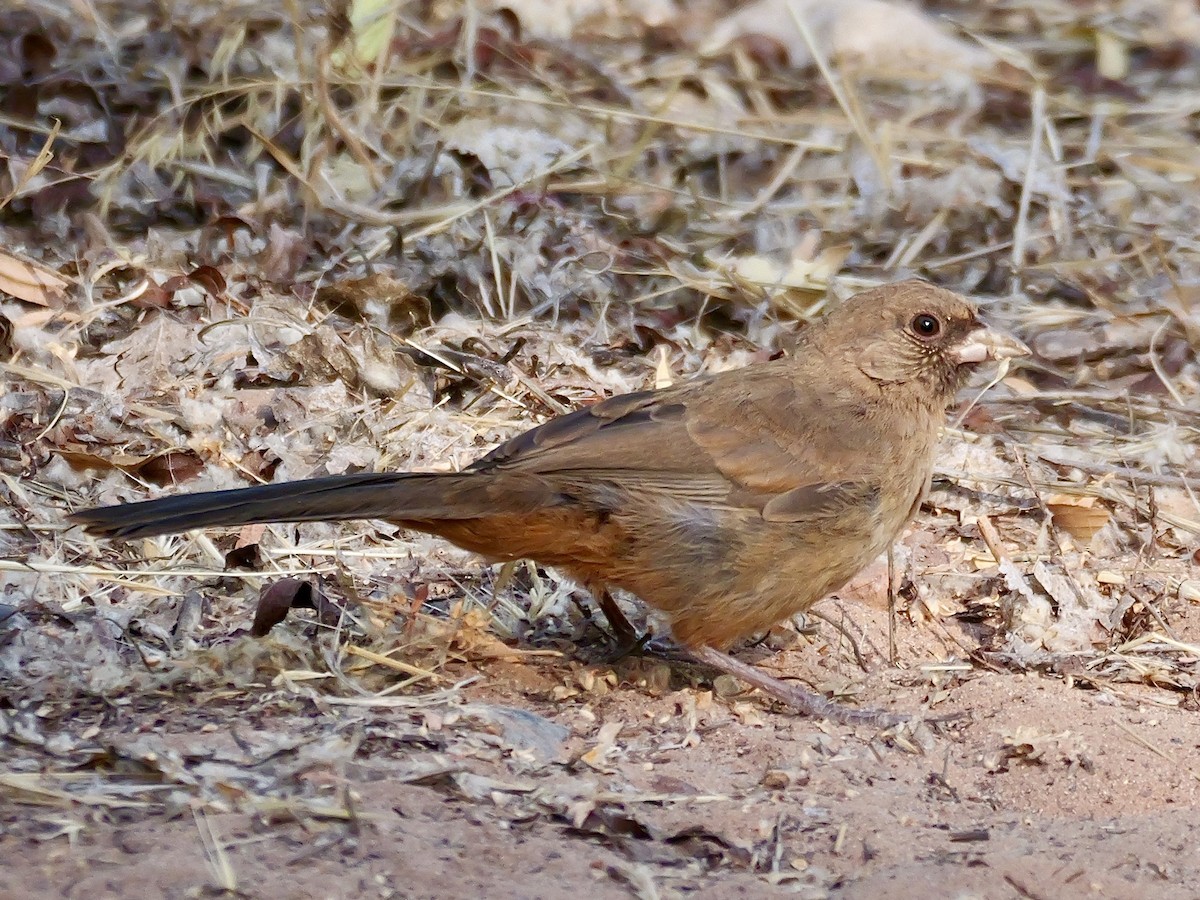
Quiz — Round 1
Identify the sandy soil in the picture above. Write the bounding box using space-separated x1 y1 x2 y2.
5 583 1199 900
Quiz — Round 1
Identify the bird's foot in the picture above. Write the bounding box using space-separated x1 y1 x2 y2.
691 645 907 728
592 587 670 662
603 631 698 665
603 629 654 663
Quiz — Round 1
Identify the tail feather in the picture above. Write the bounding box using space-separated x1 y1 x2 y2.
69 472 484 540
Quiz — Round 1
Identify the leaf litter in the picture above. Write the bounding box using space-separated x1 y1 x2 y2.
2 0 1200 895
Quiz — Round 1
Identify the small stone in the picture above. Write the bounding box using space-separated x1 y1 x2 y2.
713 674 742 697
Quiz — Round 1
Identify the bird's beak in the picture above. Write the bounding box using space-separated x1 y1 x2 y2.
952 326 1030 365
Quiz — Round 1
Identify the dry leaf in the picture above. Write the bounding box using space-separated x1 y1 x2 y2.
579 719 623 771
54 445 205 486
0 248 71 307
251 579 344 637
252 579 316 637
316 273 432 336
436 602 539 660
0 311 13 359
442 121 575 188
705 0 993 76
1094 29 1130 80
1046 494 1111 543
725 243 851 294
337 0 397 66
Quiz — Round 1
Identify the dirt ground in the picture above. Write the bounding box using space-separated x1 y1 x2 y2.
4 0 1200 897
5 566 1200 900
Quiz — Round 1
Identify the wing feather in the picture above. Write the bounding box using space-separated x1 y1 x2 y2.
471 361 884 522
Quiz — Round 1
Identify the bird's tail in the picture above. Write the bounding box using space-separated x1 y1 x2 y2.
69 472 505 540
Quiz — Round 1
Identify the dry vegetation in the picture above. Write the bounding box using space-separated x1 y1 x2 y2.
2 0 1199 897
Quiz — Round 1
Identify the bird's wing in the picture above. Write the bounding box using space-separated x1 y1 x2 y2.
472 364 885 520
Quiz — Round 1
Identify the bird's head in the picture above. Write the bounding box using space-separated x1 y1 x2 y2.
818 279 1029 403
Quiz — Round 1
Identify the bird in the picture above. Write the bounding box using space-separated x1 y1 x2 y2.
70 279 1028 726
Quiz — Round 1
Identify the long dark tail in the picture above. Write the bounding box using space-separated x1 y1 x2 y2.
69 472 493 540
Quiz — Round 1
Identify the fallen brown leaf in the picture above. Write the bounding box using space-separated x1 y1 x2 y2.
0 248 71 307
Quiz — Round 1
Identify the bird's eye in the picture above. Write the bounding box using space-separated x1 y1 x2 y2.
911 313 941 338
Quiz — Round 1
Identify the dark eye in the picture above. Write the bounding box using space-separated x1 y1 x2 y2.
911 313 941 338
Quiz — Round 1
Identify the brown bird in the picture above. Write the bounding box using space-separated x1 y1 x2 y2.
70 279 1027 725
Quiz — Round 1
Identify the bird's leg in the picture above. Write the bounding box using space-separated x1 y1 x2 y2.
690 645 905 728
590 587 660 660
595 588 638 645
590 588 648 652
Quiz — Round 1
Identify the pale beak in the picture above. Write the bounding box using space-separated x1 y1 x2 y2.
952 326 1030 365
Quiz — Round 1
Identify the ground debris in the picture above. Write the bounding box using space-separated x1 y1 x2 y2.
3 0 1200 895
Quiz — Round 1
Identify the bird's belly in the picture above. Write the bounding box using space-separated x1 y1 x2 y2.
707 526 890 648
617 471 927 649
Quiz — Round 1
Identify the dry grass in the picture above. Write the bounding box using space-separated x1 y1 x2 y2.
2 0 1199 888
